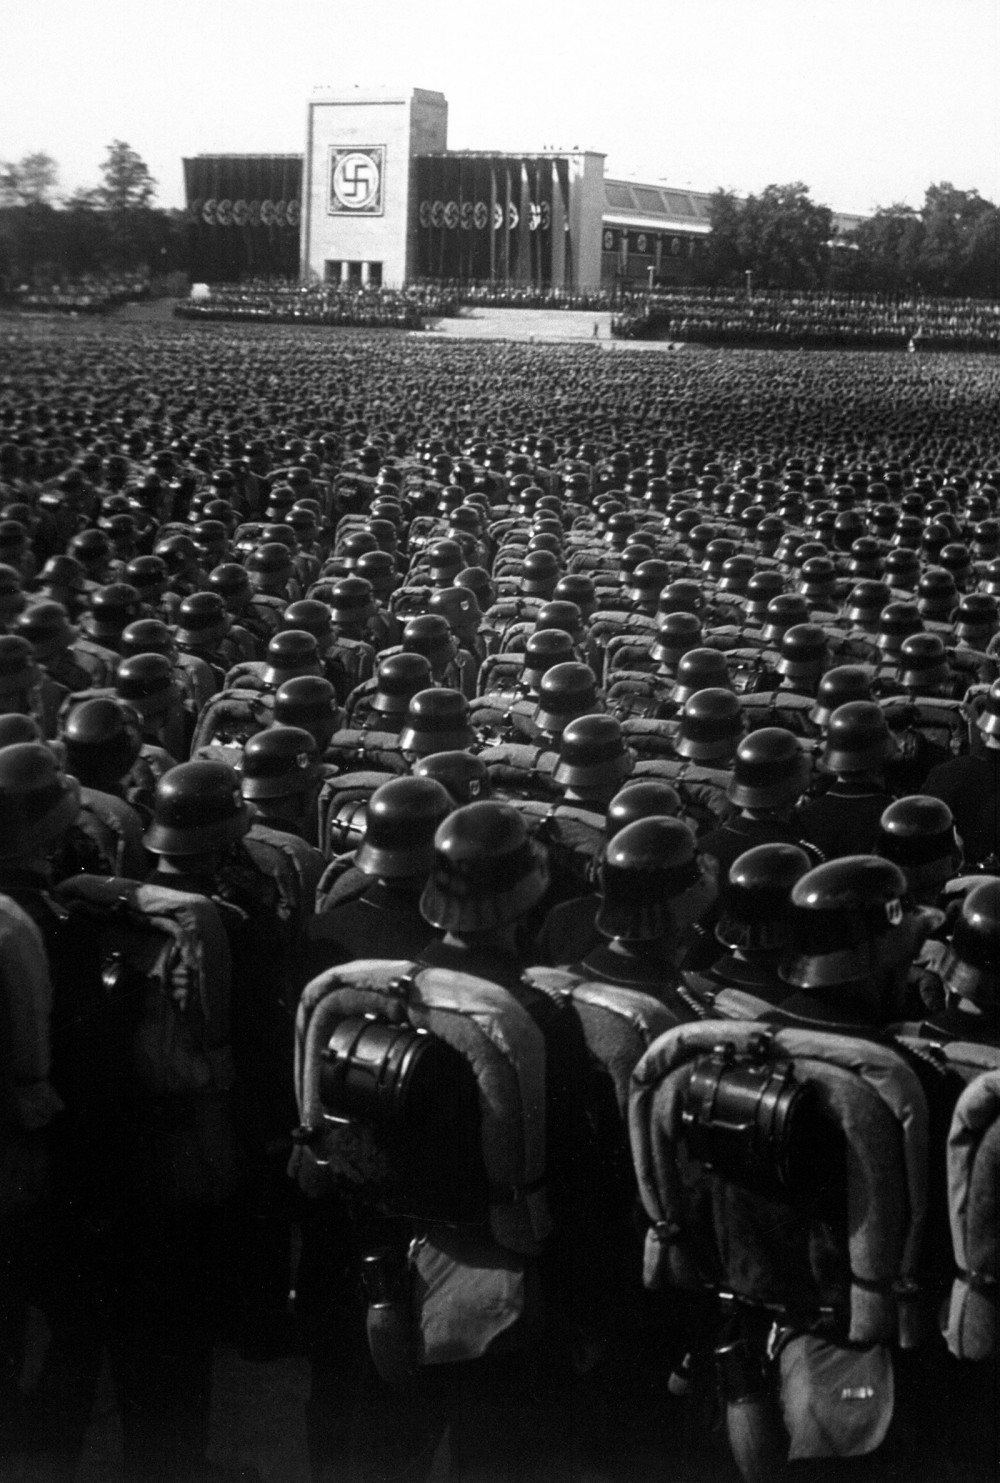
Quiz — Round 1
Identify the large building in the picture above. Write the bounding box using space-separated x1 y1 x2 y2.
182 84 865 289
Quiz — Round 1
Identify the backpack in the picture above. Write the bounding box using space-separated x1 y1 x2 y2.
603 633 656 681
475 653 525 698
74 787 150 879
54 876 239 1206
478 741 562 802
316 768 390 859
942 1066 1000 1360
188 687 274 757
620 717 682 760
243 822 324 924
880 695 969 760
324 727 408 776
631 757 733 833
628 1020 929 1349
606 672 676 722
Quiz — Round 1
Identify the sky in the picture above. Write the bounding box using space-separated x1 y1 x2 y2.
2 0 998 217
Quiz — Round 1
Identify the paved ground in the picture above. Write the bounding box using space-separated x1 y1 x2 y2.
423 307 615 343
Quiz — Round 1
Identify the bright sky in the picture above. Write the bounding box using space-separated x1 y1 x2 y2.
3 0 998 216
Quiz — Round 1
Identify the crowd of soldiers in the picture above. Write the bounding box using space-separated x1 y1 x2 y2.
0 321 997 1483
175 283 459 331
613 287 1000 350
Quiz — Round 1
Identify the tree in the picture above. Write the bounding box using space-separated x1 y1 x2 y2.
701 188 746 286
96 140 156 212
0 151 59 207
737 183 832 290
853 204 924 292
919 182 993 293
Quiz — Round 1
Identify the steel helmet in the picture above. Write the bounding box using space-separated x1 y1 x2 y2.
651 611 703 669
369 653 435 723
262 630 323 687
175 591 230 647
144 759 250 855
62 697 142 788
272 675 339 732
595 816 700 941
412 750 490 806
776 624 828 684
672 648 732 704
420 801 549 932
810 665 875 727
355 775 453 879
553 714 633 792
823 701 896 773
727 728 809 810
939 880 1000 1004
402 614 458 673
605 779 682 839
896 633 950 693
780 856 911 990
15 600 76 661
876 795 961 874
328 576 375 626
534 662 601 737
715 842 813 953
115 652 178 714
400 688 476 758
675 687 742 764
241 725 323 801
761 594 811 644
0 743 81 859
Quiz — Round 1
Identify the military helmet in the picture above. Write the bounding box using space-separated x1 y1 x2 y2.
115 652 178 713
353 775 453 880
144 760 250 855
876 796 961 873
124 555 169 594
370 652 434 722
811 665 874 727
412 750 490 806
651 611 702 669
328 575 375 625
208 562 251 600
552 574 597 620
15 600 76 661
85 583 143 640
761 593 811 643
939 880 1000 1004
0 714 42 746
400 688 476 758
520 549 560 598
916 567 959 620
120 619 175 659
553 714 633 792
241 726 322 801
672 647 732 704
675 687 742 763
875 601 923 655
534 662 601 737
534 600 584 643
781 855 911 989
262 630 323 687
955 592 999 642
727 728 809 810
281 599 333 641
420 801 549 932
883 547 920 590
62 697 142 788
402 614 458 673
823 701 895 773
273 674 339 731
596 817 700 941
522 628 576 689
744 571 785 619
175 591 229 646
975 679 1000 743
605 779 681 839
844 580 891 629
715 843 813 953
455 567 496 612
896 633 950 693
776 624 828 682
0 743 81 860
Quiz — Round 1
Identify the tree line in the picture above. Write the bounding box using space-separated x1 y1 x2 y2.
0 142 186 290
699 181 999 298
2 145 998 301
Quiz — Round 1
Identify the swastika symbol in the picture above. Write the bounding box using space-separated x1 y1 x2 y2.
341 160 374 201
330 148 384 214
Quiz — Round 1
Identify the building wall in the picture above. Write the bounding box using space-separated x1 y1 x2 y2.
302 87 446 284
569 153 606 290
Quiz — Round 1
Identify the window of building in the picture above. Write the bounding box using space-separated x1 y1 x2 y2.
347 260 363 284
367 261 383 287
324 260 342 283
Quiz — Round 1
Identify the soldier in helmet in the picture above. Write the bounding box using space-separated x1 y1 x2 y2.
272 675 342 757
307 774 453 972
399 687 477 763
241 725 326 850
907 879 1000 1045
698 727 815 880
571 816 715 1002
924 678 1000 871
143 760 295 1363
797 702 898 860
771 856 927 1029
683 843 814 1013
114 651 191 762
553 713 635 815
875 795 963 908
0 633 66 738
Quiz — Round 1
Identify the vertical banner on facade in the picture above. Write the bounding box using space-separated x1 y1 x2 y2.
517 161 531 284
502 161 513 281
184 156 301 282
556 156 571 288
489 160 498 281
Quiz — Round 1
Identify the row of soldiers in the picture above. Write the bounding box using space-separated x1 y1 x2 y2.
0 425 998 1482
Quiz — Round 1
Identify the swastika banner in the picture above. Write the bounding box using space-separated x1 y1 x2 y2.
183 155 302 283
328 147 385 216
